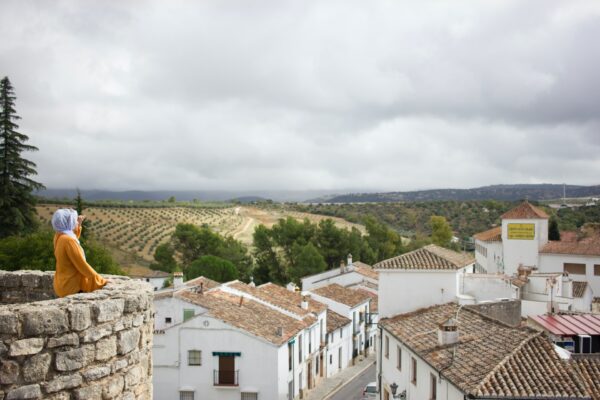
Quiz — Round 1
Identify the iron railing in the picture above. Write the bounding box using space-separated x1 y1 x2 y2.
213 370 239 386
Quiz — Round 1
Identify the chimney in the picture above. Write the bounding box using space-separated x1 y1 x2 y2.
248 276 256 288
173 271 184 290
301 293 310 310
438 318 459 346
276 327 284 337
340 260 346 274
239 295 244 307
347 253 353 267
199 281 204 294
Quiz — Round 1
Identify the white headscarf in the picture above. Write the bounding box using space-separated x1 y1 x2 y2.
51 208 79 243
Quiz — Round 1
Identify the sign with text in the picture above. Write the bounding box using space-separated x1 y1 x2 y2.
507 223 535 240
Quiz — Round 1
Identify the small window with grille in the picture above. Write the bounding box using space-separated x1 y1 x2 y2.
180 391 194 400
188 350 202 366
241 393 258 400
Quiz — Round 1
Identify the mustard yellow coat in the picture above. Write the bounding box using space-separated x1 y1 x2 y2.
53 226 107 297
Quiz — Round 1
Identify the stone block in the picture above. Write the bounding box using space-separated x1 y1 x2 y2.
0 272 21 287
95 336 117 361
0 360 19 384
47 333 79 348
93 299 124 323
5 384 41 400
102 375 124 399
20 272 42 288
112 315 132 332
112 358 128 372
22 307 68 336
124 365 143 389
9 338 44 356
55 345 95 372
22 353 51 383
45 373 83 393
82 366 111 381
120 392 135 400
132 314 144 327
117 329 140 355
82 325 112 343
74 384 102 400
0 341 7 356
123 295 140 313
0 311 18 335
69 304 92 331
44 393 70 400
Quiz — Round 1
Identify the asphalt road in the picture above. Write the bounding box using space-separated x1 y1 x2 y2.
330 363 376 400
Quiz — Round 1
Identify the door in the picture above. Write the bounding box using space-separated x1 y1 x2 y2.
319 354 324 377
307 360 312 389
338 347 342 369
219 355 235 385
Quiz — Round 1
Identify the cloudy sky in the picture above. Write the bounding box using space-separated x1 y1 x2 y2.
1 0 599 193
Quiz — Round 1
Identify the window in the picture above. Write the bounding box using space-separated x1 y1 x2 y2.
180 391 194 400
188 350 202 366
595 265 600 276
288 342 293 371
411 357 417 385
430 373 437 400
165 317 172 324
183 309 195 321
564 263 586 275
385 335 389 359
298 334 303 362
329 354 332 364
241 393 258 400
309 329 312 353
396 346 402 370
340 329 342 339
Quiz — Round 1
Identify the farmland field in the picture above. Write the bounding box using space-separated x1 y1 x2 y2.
36 204 365 264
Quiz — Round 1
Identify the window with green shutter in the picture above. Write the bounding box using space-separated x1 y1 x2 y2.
183 309 195 321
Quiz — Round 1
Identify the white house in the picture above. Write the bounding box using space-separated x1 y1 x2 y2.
374 244 475 319
309 283 372 361
125 265 170 291
153 286 317 400
301 255 378 292
473 201 599 311
378 302 592 400
323 310 353 378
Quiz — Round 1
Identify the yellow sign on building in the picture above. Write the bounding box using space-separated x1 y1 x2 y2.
507 223 535 240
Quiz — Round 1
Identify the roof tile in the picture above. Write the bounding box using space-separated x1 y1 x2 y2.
312 283 371 308
374 244 474 271
501 201 549 219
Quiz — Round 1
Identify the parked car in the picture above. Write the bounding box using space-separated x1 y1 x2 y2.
363 381 377 399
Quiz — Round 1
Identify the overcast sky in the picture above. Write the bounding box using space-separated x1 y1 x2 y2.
1 0 599 192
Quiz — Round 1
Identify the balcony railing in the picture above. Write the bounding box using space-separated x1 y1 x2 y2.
213 370 239 386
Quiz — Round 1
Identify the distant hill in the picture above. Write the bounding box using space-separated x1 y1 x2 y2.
308 184 600 203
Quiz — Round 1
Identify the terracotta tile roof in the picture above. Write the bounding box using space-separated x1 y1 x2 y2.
326 310 351 334
225 281 317 324
573 281 589 298
153 291 174 300
574 357 600 400
352 288 378 313
184 276 221 290
381 303 590 398
257 282 327 314
473 226 502 242
374 244 474 271
177 289 306 346
312 283 371 308
354 264 379 280
594 297 600 304
501 201 549 219
541 237 600 256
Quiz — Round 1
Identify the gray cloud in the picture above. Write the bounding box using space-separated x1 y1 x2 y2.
1 0 599 192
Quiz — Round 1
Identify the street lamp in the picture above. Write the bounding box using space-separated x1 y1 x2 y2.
390 382 406 399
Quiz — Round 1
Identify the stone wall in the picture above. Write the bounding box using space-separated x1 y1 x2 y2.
0 271 154 400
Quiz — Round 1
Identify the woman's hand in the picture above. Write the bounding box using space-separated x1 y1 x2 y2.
77 215 86 226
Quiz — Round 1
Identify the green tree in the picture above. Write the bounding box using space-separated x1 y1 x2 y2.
364 216 403 260
75 189 90 240
186 255 238 282
150 242 177 272
167 196 176 203
548 216 561 241
0 77 44 238
429 215 453 248
315 219 346 268
252 224 285 284
289 242 326 284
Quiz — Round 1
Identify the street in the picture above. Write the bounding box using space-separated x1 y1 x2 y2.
329 363 376 400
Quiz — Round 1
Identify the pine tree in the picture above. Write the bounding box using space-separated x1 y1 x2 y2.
75 189 90 240
548 216 561 241
0 76 44 238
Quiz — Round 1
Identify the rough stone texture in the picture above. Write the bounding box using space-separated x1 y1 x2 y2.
117 330 140 356
5 384 41 400
22 308 68 337
22 354 51 383
95 337 117 362
0 271 153 400
47 333 79 349
8 339 44 357
45 374 82 393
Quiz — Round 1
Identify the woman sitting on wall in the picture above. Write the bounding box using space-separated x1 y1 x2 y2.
52 208 107 297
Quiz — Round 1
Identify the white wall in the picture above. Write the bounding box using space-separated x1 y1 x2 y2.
459 274 517 301
302 269 372 291
377 270 458 319
153 296 207 330
475 241 504 274
540 253 600 295
378 330 463 400
325 324 352 378
138 277 167 291
502 218 548 276
573 286 594 312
